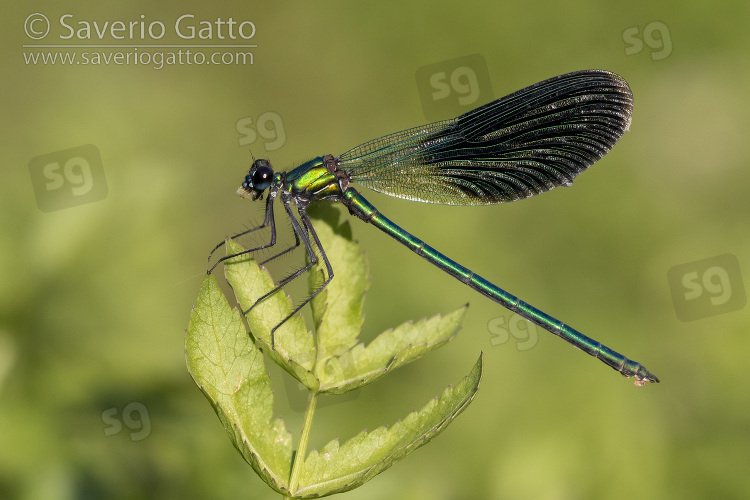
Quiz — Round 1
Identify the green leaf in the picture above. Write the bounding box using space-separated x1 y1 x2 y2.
223 239 319 390
318 306 467 394
185 275 292 494
292 353 483 498
307 215 369 368
189 211 480 499
306 208 465 394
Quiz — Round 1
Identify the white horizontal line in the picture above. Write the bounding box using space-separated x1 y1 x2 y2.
23 44 257 48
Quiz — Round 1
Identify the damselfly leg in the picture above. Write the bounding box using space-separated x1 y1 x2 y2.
207 187 334 347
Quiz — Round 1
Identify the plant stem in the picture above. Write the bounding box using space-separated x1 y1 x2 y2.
286 390 318 498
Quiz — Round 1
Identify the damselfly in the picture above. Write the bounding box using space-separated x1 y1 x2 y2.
209 69 659 385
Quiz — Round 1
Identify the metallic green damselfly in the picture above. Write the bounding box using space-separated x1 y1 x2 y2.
209 69 659 385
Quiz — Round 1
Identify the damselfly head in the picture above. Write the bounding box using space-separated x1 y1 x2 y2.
237 159 274 201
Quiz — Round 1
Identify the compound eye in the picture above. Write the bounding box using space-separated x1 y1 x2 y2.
251 165 274 190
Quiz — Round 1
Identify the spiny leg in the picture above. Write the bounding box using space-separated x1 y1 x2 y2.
258 218 302 267
207 191 278 274
295 206 335 303
243 197 319 342
267 206 335 346
243 200 332 347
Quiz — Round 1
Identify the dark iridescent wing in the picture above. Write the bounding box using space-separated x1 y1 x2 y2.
337 69 633 205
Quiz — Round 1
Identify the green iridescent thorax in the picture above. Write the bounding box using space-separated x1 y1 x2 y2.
284 156 344 200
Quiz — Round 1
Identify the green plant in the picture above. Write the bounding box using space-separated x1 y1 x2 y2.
185 207 482 498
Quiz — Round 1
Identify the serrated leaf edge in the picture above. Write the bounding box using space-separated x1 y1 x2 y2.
293 353 483 498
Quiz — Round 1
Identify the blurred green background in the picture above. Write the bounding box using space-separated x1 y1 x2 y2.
2 1 749 499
